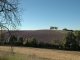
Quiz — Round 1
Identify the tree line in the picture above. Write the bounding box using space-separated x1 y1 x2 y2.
0 30 80 50
50 26 58 30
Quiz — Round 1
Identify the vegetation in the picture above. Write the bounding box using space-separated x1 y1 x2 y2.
54 27 58 30
52 38 59 45
61 32 78 49
63 28 67 31
0 30 80 60
0 46 80 60
74 31 80 46
50 26 58 30
0 30 80 51
24 37 37 47
0 48 51 60
17 37 23 46
8 35 17 45
0 0 22 53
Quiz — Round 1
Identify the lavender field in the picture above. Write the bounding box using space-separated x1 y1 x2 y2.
4 30 64 44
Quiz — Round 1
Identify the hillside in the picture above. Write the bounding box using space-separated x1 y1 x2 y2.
4 30 65 44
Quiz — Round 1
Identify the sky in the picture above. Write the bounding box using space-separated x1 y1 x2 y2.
19 0 80 30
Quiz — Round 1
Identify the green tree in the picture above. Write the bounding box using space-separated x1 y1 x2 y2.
63 28 67 31
8 35 17 45
29 37 37 47
23 38 28 46
52 39 59 45
17 36 23 46
62 32 77 49
54 27 58 30
50 26 55 30
74 31 80 46
24 37 37 47
38 42 45 48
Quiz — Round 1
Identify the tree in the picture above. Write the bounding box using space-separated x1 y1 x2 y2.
50 26 54 30
28 37 37 47
0 0 21 40
8 35 17 45
0 0 21 53
50 26 58 30
17 36 23 46
0 33 4 44
23 38 28 46
54 27 58 30
8 35 17 53
62 32 78 49
0 0 21 28
74 31 80 46
63 28 67 31
24 37 37 47
38 42 45 48
52 39 59 45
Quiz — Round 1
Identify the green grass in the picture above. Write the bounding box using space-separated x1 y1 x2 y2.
0 51 27 60
0 51 50 60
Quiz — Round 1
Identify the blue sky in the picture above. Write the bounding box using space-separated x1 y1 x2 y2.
19 0 80 30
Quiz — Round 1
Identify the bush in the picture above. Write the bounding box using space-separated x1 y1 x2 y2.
8 35 17 45
38 42 45 48
52 39 59 45
17 36 23 46
24 37 37 47
61 32 78 50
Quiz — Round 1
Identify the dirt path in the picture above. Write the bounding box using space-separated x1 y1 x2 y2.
0 46 80 60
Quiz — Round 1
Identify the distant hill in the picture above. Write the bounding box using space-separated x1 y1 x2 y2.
4 30 65 44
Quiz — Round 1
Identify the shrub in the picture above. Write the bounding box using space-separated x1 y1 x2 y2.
38 42 45 48
17 36 23 46
8 35 17 45
24 37 37 47
74 31 80 47
52 39 59 45
61 32 78 50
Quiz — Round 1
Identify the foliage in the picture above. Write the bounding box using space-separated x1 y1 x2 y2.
17 36 23 46
63 28 67 31
38 42 45 48
0 0 21 54
54 27 58 30
8 35 17 45
50 26 54 30
52 39 59 45
74 30 80 46
62 32 78 49
24 37 37 47
50 26 58 30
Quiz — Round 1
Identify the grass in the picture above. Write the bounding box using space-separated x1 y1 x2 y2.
0 51 50 60
0 47 51 60
0 51 26 60
0 46 80 60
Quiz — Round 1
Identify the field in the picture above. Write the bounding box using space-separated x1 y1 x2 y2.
0 46 80 60
4 30 64 44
